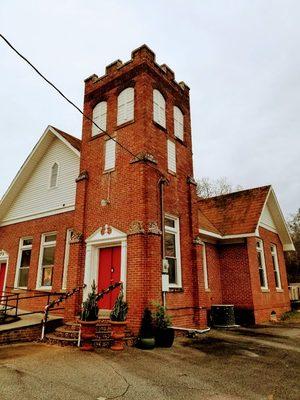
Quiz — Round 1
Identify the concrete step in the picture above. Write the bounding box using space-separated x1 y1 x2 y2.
46 333 78 347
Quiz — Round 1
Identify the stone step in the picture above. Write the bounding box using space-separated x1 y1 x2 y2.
45 333 78 347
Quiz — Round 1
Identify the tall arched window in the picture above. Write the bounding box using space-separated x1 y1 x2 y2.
117 87 134 125
153 89 166 128
50 162 59 188
174 106 184 140
92 101 107 136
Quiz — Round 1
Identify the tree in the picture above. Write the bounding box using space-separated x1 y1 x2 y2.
196 176 243 198
285 209 300 283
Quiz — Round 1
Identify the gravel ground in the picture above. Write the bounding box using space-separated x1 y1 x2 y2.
0 319 299 400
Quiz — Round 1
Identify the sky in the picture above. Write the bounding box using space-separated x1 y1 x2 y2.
0 0 299 217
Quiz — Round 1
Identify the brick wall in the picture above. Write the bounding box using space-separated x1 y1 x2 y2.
247 228 291 323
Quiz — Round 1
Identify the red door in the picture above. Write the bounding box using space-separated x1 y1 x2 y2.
0 263 7 294
98 246 121 310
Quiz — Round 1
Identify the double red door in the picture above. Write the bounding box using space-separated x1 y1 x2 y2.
98 246 121 310
0 263 7 294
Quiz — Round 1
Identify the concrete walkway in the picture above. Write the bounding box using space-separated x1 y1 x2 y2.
0 309 62 332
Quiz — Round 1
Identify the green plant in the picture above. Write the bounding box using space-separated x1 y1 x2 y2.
80 281 99 321
110 288 128 321
139 308 154 338
280 311 298 321
152 302 172 330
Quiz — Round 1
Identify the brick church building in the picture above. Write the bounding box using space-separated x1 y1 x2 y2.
0 45 294 332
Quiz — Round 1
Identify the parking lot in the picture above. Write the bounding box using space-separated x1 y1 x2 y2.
0 317 299 400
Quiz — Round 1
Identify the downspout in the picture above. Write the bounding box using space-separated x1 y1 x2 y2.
159 176 168 308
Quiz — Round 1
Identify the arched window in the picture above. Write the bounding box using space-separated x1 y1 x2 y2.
174 106 184 140
153 89 166 128
92 101 107 136
117 87 134 125
50 162 59 188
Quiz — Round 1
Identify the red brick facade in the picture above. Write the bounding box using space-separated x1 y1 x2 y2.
0 45 291 332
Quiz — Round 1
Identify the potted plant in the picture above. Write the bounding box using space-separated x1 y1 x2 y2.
110 288 128 351
137 307 155 350
152 302 174 348
79 281 99 351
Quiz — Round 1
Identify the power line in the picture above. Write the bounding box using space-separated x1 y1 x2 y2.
0 33 151 164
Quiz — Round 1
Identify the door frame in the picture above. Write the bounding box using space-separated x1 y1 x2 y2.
0 249 9 295
83 225 127 302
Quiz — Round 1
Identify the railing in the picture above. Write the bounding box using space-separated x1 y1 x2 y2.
41 285 86 340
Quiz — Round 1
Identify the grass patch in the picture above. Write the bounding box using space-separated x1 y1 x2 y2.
280 311 299 321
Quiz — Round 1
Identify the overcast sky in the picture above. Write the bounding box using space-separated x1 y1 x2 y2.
0 1 299 217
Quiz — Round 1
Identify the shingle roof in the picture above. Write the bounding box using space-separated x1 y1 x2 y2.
198 185 271 236
51 126 82 152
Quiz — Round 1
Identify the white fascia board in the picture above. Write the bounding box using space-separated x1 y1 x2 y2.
49 126 80 157
0 205 75 227
199 229 256 240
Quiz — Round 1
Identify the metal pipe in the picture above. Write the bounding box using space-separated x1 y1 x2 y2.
172 326 211 335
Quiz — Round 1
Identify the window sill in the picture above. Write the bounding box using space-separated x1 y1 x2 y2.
168 287 183 293
89 131 107 141
103 168 115 174
153 121 167 132
168 170 177 177
261 288 270 293
115 120 135 131
175 136 186 146
276 288 284 292
35 287 53 292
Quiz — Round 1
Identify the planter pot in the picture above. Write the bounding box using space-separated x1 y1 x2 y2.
155 327 175 348
137 337 155 350
110 320 127 351
79 320 98 351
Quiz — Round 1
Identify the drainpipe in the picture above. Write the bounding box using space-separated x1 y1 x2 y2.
158 176 168 308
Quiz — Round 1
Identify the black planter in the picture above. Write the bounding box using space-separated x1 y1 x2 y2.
136 337 155 350
155 327 175 347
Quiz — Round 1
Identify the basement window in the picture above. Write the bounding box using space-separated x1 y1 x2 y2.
164 215 182 288
256 239 268 289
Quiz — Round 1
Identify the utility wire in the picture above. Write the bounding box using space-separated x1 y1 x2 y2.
0 33 145 162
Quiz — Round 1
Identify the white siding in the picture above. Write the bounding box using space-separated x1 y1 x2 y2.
174 106 184 140
104 139 116 171
260 204 277 232
92 101 107 136
167 140 176 173
117 88 134 125
153 89 166 128
2 138 79 224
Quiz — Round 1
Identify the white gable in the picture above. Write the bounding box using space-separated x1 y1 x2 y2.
1 137 79 225
260 204 277 232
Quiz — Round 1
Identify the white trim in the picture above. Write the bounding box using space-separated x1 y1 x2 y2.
256 239 268 290
0 250 9 296
83 226 127 303
36 232 57 290
14 237 33 289
62 229 73 290
202 242 209 290
0 205 75 227
271 244 282 289
165 214 182 289
199 228 256 240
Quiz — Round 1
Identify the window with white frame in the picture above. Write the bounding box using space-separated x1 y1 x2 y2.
153 89 166 128
16 238 33 288
167 139 176 173
174 106 184 140
117 87 134 125
164 215 182 287
50 162 59 188
271 244 282 289
37 233 57 288
256 239 268 289
62 229 73 290
104 139 116 171
202 242 209 290
92 101 107 136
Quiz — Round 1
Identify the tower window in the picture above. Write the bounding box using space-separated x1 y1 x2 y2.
50 162 59 188
92 101 107 136
117 87 134 125
153 89 166 128
174 106 184 140
104 139 116 171
167 140 176 173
